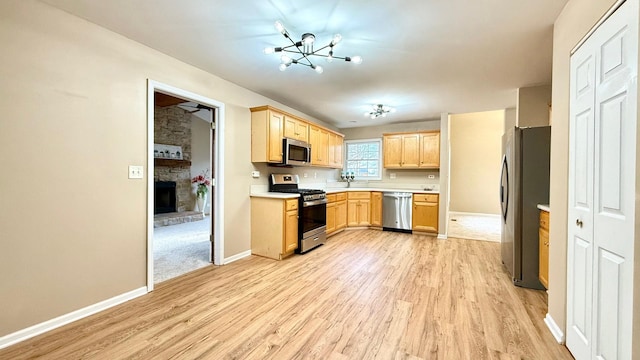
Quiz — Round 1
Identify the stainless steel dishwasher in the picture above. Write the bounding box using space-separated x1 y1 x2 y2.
382 192 413 232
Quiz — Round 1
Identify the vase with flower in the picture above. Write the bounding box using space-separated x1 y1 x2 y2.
191 169 211 215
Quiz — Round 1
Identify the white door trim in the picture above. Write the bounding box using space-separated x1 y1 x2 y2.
146 80 225 292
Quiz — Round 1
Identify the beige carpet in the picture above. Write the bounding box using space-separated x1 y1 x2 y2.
448 212 501 242
153 217 212 283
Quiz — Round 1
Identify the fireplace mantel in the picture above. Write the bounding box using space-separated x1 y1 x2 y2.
154 158 192 167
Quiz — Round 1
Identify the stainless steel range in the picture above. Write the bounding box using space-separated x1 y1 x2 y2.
269 174 327 253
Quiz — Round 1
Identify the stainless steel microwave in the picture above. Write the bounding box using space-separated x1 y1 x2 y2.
283 138 311 166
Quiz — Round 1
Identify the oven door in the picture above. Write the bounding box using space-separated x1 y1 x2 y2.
300 199 327 238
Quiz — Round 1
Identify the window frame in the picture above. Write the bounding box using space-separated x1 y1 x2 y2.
343 138 383 181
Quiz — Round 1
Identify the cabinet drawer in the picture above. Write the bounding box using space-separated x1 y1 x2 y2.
285 199 298 211
348 191 370 200
414 194 438 203
326 194 337 203
539 210 549 230
335 192 347 201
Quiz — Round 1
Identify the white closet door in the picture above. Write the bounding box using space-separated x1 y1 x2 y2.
567 33 596 360
567 1 638 359
591 1 637 358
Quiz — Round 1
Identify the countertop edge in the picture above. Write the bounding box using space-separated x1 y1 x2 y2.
250 192 300 199
326 188 439 194
537 204 550 212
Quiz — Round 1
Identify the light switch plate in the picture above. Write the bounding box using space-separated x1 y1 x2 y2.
128 165 144 179
428 175 435 179
389 173 397 179
251 171 260 178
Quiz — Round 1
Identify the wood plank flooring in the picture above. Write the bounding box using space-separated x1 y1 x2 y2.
0 230 574 359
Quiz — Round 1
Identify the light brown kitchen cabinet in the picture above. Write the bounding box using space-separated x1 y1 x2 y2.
383 131 440 169
328 132 344 168
326 192 347 236
412 193 439 233
419 132 440 168
539 209 549 289
251 197 298 260
284 116 309 142
347 192 371 226
309 125 330 166
250 106 284 163
370 192 383 227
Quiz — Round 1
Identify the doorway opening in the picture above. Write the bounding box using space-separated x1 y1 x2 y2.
147 80 225 291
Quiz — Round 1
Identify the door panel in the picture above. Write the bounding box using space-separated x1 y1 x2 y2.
567 27 595 360
596 249 624 359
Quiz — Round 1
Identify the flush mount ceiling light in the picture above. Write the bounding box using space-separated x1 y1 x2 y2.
264 21 362 74
365 104 396 119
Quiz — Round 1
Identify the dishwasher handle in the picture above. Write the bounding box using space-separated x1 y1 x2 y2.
383 193 412 199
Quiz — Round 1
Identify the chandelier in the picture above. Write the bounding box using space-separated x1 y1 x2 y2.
365 104 396 119
263 21 362 73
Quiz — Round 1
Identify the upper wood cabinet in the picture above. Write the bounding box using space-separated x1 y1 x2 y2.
328 132 344 168
284 116 309 142
419 132 440 168
310 125 330 166
251 105 344 168
251 107 284 163
383 131 440 169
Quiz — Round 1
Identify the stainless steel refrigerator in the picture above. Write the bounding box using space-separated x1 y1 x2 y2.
500 126 550 290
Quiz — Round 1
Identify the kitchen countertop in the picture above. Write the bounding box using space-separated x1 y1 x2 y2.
250 192 299 199
537 204 550 212
326 188 439 194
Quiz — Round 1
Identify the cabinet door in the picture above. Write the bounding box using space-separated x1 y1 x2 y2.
401 134 420 168
268 111 284 162
370 192 382 226
284 209 298 252
336 201 347 230
358 200 371 226
383 135 403 168
328 133 344 168
310 126 329 166
283 116 297 140
347 199 359 226
419 132 440 168
412 199 438 233
326 202 337 234
539 227 549 289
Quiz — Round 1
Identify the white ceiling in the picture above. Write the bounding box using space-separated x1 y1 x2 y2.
41 0 568 128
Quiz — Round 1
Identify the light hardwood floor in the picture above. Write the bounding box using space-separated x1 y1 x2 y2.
1 230 573 359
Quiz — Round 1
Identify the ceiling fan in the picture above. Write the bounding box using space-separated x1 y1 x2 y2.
179 103 213 113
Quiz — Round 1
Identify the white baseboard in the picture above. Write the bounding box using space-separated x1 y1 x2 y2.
0 286 147 350
544 313 565 344
449 211 500 218
223 250 251 265
437 234 447 240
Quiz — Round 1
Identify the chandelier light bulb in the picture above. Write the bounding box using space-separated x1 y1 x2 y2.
279 63 288 71
280 54 292 65
313 65 324 74
264 47 275 54
275 21 286 34
350 56 363 64
331 34 342 46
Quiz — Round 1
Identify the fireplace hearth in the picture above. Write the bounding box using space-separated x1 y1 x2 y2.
154 181 177 214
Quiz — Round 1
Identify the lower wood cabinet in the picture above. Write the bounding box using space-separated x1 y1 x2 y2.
370 192 382 227
539 209 550 289
412 194 439 233
347 192 371 226
326 192 347 236
251 197 298 260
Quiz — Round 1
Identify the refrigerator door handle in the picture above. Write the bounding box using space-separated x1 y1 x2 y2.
500 154 509 221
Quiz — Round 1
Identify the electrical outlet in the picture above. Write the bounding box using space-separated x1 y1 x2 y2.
428 175 435 179
251 171 260 178
128 165 144 179
303 172 308 178
389 173 397 179
314 172 317 179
